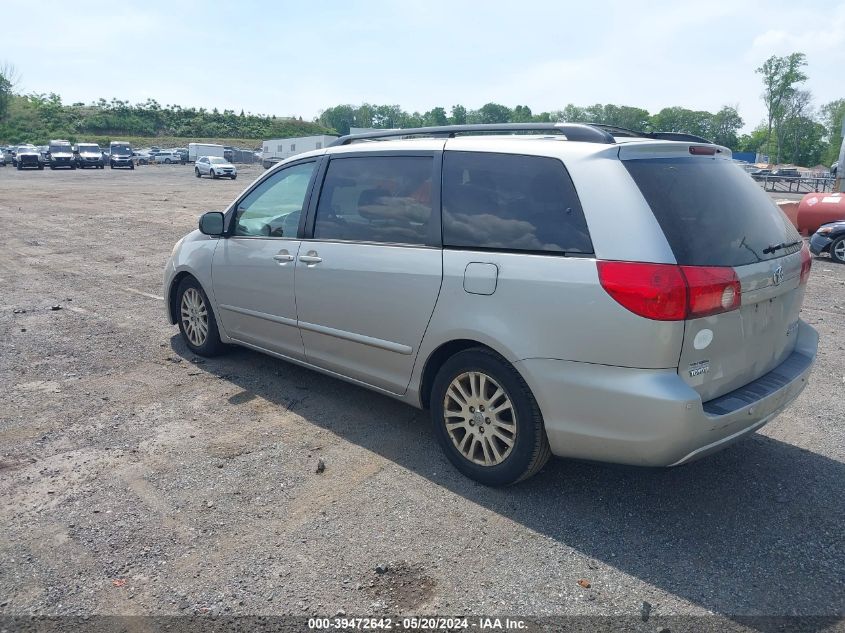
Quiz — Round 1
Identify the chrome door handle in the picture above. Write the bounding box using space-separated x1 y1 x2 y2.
299 254 322 264
273 253 294 263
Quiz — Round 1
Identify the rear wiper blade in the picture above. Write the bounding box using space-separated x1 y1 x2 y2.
763 240 802 255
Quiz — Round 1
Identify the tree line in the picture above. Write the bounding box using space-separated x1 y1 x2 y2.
1 52 842 166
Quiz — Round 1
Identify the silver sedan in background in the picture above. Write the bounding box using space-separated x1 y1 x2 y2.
195 156 237 179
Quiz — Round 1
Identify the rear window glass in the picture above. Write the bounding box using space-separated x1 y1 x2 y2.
442 152 593 254
623 158 801 267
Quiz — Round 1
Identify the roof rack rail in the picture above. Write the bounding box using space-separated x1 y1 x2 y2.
587 123 714 144
329 123 616 146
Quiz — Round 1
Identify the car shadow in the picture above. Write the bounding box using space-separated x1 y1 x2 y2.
171 336 844 625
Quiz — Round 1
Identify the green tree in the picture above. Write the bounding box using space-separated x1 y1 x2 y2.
756 52 807 162
475 102 512 124
709 106 744 148
0 62 20 121
819 98 845 165
449 105 467 125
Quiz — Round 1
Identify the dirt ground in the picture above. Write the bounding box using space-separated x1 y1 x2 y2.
0 164 843 626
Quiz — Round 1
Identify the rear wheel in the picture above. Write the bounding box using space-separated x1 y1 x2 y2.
830 236 845 264
165 158 171 164
176 277 224 357
130 162 135 170
195 168 201 178
430 348 551 486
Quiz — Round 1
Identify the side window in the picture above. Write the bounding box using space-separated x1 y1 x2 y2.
234 161 316 237
442 152 593 254
313 156 433 245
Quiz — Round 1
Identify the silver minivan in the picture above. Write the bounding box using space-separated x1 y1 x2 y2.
164 124 818 485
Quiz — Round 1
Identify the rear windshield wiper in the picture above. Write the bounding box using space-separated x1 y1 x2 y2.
763 240 802 255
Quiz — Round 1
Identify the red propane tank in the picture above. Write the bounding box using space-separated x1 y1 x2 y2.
795 192 845 235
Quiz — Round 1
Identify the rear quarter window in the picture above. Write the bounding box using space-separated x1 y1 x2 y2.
623 157 801 267
441 151 593 254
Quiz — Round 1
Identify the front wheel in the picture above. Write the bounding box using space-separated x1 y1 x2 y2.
210 170 217 179
130 163 135 170
165 158 171 164
430 348 551 486
830 236 845 264
230 174 237 180
176 277 224 356
195 169 201 178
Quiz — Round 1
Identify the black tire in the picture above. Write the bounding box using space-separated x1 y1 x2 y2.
17 163 22 170
110 164 114 169
176 277 225 357
165 158 171 164
430 347 551 486
830 236 845 264
49 165 55 170
230 174 237 180
130 163 135 170
211 170 217 179
195 168 201 178
38 164 44 170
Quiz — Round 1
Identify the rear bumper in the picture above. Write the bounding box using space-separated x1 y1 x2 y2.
516 320 818 467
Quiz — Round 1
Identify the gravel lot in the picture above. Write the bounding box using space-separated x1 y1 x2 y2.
1 164 843 627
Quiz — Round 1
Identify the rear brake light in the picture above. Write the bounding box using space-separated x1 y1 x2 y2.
689 146 717 156
799 242 812 284
597 261 741 321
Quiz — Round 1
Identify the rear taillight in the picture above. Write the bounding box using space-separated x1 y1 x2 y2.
799 242 812 284
596 262 687 321
680 265 741 317
597 261 741 321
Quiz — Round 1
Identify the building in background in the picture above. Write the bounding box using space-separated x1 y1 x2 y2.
261 135 337 169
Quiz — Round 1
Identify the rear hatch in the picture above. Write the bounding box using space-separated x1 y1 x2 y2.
621 144 808 402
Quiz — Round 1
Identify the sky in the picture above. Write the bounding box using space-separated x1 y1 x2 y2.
3 0 845 133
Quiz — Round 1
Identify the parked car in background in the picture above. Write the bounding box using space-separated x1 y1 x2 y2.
154 151 182 164
132 151 151 165
750 168 772 180
165 123 818 485
194 156 237 179
0 151 5 167
47 139 75 169
15 145 44 170
770 168 801 181
223 146 234 162
174 148 188 164
75 143 104 169
810 221 845 263
109 141 134 170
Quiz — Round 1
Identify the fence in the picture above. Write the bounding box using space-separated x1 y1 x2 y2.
758 176 835 194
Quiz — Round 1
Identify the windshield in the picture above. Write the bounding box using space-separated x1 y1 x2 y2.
623 157 801 267
111 144 131 155
209 157 228 164
49 144 71 153
78 144 99 153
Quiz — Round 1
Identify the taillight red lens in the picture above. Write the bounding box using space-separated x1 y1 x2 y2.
680 266 741 317
596 261 687 321
597 261 742 321
799 242 812 284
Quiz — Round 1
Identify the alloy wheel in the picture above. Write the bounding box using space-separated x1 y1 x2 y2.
180 288 209 347
443 371 517 466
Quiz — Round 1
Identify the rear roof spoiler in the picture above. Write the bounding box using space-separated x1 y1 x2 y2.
587 124 714 144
